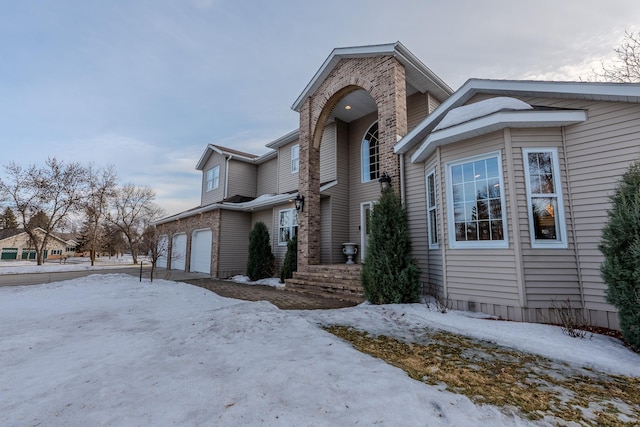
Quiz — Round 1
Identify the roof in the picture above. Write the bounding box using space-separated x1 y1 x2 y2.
395 79 640 159
195 144 259 170
292 41 453 112
0 228 23 241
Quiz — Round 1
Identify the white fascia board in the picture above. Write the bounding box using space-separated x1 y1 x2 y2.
265 129 300 149
411 109 588 163
195 144 225 171
292 43 400 112
223 193 296 211
396 78 640 156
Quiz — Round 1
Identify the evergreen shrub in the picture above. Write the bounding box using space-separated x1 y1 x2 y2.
246 221 274 281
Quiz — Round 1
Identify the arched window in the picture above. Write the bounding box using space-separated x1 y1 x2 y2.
361 121 379 182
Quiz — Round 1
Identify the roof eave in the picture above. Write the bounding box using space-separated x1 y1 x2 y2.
411 109 588 163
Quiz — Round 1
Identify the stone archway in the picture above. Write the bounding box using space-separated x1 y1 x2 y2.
297 56 408 269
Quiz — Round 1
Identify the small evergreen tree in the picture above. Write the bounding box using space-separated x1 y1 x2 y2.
0 207 18 229
246 221 274 281
600 160 640 351
361 188 420 304
280 234 297 283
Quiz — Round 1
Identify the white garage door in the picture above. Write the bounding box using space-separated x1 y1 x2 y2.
171 233 187 271
190 229 212 274
156 235 168 268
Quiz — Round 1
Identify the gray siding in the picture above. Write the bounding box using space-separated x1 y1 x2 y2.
218 210 252 277
423 152 444 295
227 160 257 198
200 152 226 206
278 140 300 194
320 197 332 264
320 122 337 184
407 92 430 131
257 157 278 195
403 147 429 290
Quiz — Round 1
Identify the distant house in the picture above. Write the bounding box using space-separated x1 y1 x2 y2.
156 41 640 330
0 228 77 260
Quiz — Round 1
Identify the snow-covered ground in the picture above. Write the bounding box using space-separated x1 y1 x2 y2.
0 269 638 426
0 255 143 274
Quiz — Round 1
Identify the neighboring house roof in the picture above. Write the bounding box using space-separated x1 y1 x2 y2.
0 228 22 241
395 79 640 159
292 41 453 112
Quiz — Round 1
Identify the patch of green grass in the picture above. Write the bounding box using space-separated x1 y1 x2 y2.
325 325 640 426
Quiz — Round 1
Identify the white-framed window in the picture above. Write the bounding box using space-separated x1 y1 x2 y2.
523 148 567 248
291 144 300 174
278 208 298 245
361 121 379 182
206 165 220 191
446 151 508 248
426 169 439 249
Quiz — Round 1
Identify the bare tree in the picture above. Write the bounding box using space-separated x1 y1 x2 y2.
596 30 640 83
108 184 164 264
82 165 117 266
0 158 87 265
140 224 170 282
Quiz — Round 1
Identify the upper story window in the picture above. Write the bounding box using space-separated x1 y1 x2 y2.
523 148 567 248
426 169 439 249
291 144 300 174
206 165 220 191
446 151 508 248
361 122 379 182
278 208 298 245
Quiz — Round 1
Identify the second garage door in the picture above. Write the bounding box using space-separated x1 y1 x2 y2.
171 233 187 271
190 229 212 274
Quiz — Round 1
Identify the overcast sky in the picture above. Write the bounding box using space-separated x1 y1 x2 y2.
2 0 639 217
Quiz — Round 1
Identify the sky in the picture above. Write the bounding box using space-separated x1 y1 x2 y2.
1 1 639 217
1 269 638 425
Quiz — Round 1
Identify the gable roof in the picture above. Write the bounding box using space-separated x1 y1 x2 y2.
395 79 640 160
0 228 22 241
195 144 260 170
292 41 453 112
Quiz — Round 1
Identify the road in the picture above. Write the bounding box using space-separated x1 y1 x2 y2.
0 266 151 287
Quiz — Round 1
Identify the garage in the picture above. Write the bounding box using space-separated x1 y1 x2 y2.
171 233 187 271
190 229 212 274
1 248 18 260
156 235 168 269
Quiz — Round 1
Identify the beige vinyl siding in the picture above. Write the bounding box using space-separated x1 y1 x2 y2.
423 153 444 294
509 128 581 308
348 112 381 244
562 101 640 321
427 92 441 114
257 157 278 195
440 131 521 307
320 120 350 263
227 160 257 198
407 92 430 131
403 147 429 289
251 207 275 264
319 122 337 184
218 210 252 277
278 140 300 194
200 152 226 206
320 197 332 264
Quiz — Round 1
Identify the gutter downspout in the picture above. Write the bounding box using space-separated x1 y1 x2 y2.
224 155 233 199
399 153 406 205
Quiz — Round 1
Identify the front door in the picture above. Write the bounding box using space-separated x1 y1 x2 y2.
360 202 374 261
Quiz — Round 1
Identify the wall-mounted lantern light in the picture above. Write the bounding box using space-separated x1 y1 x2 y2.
378 172 392 192
294 194 305 212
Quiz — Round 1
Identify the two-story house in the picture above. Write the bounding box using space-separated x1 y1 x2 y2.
156 41 640 330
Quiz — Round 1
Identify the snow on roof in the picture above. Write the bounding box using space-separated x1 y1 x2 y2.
434 97 533 131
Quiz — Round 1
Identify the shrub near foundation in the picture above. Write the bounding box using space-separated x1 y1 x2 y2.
600 160 640 352
246 221 274 281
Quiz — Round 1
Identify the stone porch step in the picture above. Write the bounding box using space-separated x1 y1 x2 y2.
285 264 365 304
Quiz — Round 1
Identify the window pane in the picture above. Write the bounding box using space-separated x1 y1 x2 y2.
455 223 466 240
478 221 491 240
466 223 478 240
451 165 463 184
462 163 474 182
476 181 488 200
452 183 464 203
473 160 486 180
489 198 502 220
486 157 499 178
429 210 438 244
453 203 465 221
488 179 500 197
476 200 489 220
427 174 436 207
532 197 558 240
491 220 504 240
540 174 554 194
464 182 476 202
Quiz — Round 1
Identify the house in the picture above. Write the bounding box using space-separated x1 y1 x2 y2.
156 41 640 330
0 228 77 260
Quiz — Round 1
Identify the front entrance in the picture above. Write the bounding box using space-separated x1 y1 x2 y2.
360 202 374 261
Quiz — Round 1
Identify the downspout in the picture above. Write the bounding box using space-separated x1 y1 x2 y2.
399 153 406 205
561 127 585 314
224 155 233 199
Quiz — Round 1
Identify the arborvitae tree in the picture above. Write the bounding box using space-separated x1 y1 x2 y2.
0 207 18 229
361 188 420 304
280 234 297 283
246 221 274 281
600 160 640 351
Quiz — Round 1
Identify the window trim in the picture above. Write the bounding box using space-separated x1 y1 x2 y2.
206 165 220 191
522 148 568 249
290 144 300 174
277 208 298 246
445 150 509 249
361 121 379 183
426 169 439 249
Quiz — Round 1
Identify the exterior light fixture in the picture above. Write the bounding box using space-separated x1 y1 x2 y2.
294 194 305 212
378 172 392 191
345 105 352 110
